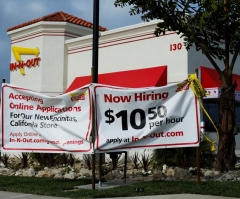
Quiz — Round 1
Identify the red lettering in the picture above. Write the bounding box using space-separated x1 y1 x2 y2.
25 59 35 68
9 57 40 71
34 57 40 65
10 63 17 71
104 94 112 102
9 93 14 99
104 94 131 103
170 43 182 51
17 61 24 69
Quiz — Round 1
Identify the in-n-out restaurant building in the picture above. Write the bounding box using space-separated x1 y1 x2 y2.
6 11 240 152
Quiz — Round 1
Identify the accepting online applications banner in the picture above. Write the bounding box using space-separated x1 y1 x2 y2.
1 83 92 153
1 81 200 153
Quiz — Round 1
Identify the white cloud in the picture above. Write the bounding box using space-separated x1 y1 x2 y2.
26 1 47 14
69 0 93 22
0 0 18 14
99 0 143 29
70 0 92 12
0 0 49 22
69 0 142 30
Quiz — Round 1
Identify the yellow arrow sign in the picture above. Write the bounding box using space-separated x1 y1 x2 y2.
20 68 25 75
12 46 40 75
12 46 40 61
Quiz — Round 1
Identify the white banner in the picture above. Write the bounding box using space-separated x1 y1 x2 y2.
1 84 93 153
93 81 200 153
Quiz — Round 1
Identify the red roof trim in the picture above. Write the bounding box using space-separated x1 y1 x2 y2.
65 66 167 93
7 11 107 32
200 66 240 91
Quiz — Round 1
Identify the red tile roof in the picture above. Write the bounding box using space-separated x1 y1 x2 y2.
7 11 107 32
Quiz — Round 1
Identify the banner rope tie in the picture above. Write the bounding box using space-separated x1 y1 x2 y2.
187 74 218 151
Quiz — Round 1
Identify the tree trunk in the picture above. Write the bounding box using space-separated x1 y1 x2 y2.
213 74 237 171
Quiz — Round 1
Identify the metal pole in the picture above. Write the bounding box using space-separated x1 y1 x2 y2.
195 68 201 186
91 74 96 189
91 0 100 190
124 152 127 183
98 152 102 186
92 0 99 83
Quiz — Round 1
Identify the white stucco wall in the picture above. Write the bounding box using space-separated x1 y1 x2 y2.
8 22 94 96
66 20 188 90
188 45 240 75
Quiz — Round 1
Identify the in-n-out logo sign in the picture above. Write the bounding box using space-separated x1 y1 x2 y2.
10 46 41 75
70 92 86 101
176 81 189 92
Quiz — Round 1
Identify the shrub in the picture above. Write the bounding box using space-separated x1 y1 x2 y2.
106 153 123 170
61 153 68 166
97 165 112 176
69 154 75 167
151 139 215 168
59 154 76 167
75 158 81 164
0 153 10 167
83 155 92 170
29 153 61 167
199 139 216 168
64 166 72 173
128 152 139 169
83 154 98 170
138 151 152 171
14 153 30 168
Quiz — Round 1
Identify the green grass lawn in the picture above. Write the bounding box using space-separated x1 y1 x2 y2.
0 176 240 199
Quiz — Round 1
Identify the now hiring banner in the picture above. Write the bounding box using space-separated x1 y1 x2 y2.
93 81 200 153
1 81 200 153
1 84 93 153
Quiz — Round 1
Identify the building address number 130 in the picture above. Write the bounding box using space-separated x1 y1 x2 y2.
170 43 182 51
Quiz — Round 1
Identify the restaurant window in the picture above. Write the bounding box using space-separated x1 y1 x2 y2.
235 105 240 125
202 102 219 131
203 101 240 131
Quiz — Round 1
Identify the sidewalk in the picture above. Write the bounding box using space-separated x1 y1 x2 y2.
1 191 239 199
97 195 240 199
0 191 70 199
74 180 136 190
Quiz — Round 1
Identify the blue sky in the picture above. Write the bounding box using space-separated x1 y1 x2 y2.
0 0 143 83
